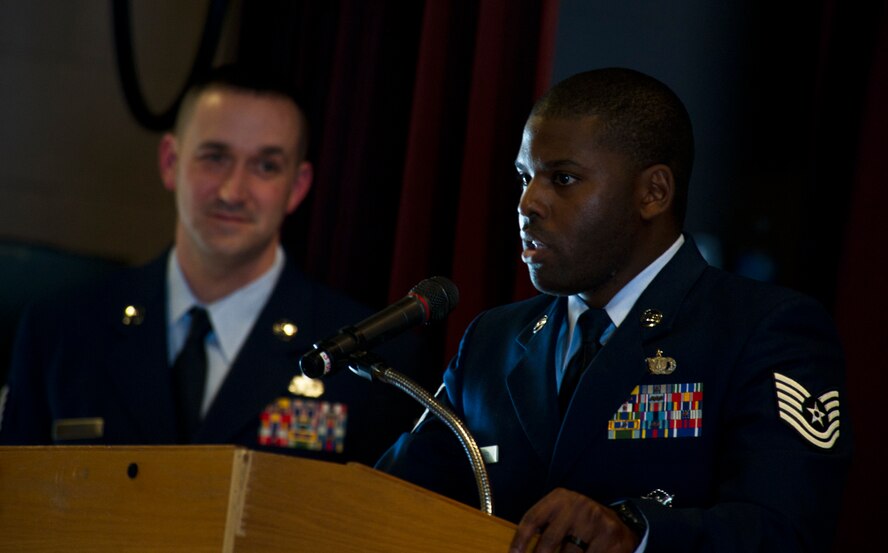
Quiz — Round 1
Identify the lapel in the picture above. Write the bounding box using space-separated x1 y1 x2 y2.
506 297 564 465
196 260 314 443
549 238 710 480
103 255 179 439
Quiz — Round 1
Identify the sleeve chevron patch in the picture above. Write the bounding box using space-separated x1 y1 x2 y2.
774 372 840 449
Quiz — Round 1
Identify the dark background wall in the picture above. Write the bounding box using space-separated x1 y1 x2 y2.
551 1 876 312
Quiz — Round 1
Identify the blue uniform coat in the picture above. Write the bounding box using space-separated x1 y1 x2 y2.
1 253 421 466
379 239 851 552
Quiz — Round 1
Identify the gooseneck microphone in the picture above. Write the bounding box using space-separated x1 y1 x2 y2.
299 276 459 378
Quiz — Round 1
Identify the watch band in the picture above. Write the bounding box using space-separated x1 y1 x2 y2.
613 501 647 538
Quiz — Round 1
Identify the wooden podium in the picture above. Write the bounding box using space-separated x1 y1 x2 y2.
0 446 517 552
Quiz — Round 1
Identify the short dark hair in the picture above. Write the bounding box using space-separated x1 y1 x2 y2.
174 63 309 158
532 68 694 225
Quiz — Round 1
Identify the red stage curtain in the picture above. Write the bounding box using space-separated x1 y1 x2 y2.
238 0 560 379
391 0 560 357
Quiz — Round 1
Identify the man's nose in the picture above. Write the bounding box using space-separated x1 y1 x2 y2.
517 177 546 223
218 163 248 203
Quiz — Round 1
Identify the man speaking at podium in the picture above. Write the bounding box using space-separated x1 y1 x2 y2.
0 65 418 466
378 68 850 552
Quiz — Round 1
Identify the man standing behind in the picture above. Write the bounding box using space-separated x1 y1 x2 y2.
378 68 850 552
1 65 418 465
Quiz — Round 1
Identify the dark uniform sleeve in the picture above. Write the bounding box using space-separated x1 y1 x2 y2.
375 395 480 508
0 303 55 444
642 294 851 552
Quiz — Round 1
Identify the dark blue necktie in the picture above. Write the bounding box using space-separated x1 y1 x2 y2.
559 308 611 416
172 307 212 442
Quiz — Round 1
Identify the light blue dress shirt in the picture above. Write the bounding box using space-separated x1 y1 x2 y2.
166 246 285 415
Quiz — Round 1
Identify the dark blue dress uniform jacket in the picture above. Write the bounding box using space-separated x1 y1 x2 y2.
378 239 851 552
0 253 421 466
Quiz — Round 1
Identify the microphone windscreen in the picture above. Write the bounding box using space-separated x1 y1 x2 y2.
411 276 459 322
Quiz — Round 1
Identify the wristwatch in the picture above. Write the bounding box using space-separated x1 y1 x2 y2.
612 501 647 538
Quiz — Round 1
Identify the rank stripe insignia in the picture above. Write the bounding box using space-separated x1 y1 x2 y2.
774 372 840 449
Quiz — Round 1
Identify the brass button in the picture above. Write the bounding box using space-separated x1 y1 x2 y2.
122 305 145 326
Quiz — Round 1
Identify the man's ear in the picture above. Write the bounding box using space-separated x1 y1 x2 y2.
285 161 314 214
637 164 675 221
158 133 178 191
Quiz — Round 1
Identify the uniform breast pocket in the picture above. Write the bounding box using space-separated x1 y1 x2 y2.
597 437 714 507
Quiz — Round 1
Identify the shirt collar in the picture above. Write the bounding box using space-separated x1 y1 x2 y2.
167 246 286 363
567 234 685 343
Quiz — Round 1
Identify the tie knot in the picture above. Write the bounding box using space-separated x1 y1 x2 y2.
575 308 611 346
186 307 212 341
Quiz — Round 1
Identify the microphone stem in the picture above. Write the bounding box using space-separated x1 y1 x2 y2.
349 356 494 516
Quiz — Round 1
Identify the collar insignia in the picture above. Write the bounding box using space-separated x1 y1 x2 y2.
640 309 663 328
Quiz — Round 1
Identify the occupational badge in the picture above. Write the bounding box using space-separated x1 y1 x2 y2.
272 319 298 341
288 374 324 398
774 372 840 449
646 350 677 375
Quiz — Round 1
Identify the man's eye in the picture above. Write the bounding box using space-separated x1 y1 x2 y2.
255 159 283 175
517 173 531 187
553 173 577 186
199 152 227 164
